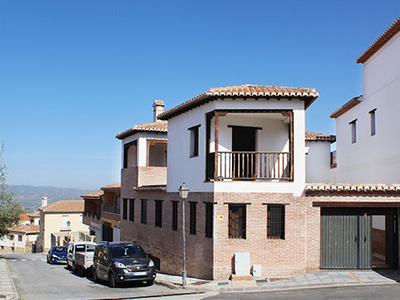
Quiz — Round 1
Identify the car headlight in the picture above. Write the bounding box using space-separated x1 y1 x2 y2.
149 260 154 267
114 262 126 268
52 254 59 259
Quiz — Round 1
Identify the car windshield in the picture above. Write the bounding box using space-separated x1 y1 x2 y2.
75 244 96 252
53 246 67 252
110 245 146 259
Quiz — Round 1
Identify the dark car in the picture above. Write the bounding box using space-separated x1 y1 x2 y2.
47 246 68 264
93 242 156 287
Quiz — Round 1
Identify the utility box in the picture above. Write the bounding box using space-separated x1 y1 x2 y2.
252 264 262 277
234 252 250 275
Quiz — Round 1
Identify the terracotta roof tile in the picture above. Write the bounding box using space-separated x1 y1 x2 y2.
357 16 400 64
330 96 362 119
153 100 165 106
305 131 336 142
11 224 40 233
306 183 400 194
101 182 121 191
81 190 104 198
159 84 319 120
19 214 30 221
27 212 40 218
116 121 168 139
39 200 84 212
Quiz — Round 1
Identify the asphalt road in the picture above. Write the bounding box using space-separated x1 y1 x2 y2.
204 284 400 300
4 253 192 300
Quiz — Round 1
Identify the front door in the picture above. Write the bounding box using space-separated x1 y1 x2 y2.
232 126 256 179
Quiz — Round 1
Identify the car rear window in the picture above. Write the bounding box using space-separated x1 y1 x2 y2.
110 245 146 259
75 245 85 252
53 246 67 252
86 245 96 252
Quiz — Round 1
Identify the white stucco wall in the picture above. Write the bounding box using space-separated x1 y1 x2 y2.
305 141 332 183
167 98 307 196
333 32 400 184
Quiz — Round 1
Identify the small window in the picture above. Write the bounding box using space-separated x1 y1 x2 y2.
18 235 22 242
129 199 134 222
189 125 200 157
350 120 357 144
205 203 213 238
229 204 246 239
141 199 147 224
61 215 69 228
267 205 285 239
155 200 162 227
122 199 128 220
9 235 14 240
370 109 376 136
190 202 197 235
172 201 178 231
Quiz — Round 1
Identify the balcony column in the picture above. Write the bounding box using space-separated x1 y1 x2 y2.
214 111 219 180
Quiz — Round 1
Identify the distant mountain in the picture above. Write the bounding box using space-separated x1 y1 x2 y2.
6 185 94 212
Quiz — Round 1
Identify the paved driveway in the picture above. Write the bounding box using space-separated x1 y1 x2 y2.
4 253 189 300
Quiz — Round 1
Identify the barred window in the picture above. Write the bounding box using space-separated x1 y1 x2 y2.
122 199 128 220
190 202 196 235
155 200 162 227
141 199 147 224
267 205 285 239
172 201 178 231
129 199 134 222
229 204 246 239
205 202 213 238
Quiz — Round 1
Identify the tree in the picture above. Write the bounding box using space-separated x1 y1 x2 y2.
0 142 24 239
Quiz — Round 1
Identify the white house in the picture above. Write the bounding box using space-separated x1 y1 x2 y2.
331 16 400 184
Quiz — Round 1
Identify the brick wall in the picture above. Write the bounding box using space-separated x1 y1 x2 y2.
137 166 167 187
372 228 386 256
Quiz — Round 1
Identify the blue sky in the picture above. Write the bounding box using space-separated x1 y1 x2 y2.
0 1 399 190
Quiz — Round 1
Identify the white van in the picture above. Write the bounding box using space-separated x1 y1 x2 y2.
67 241 97 270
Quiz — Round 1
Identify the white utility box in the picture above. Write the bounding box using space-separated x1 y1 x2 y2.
234 252 250 275
252 264 262 277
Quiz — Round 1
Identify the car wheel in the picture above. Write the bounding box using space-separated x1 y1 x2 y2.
146 279 154 286
93 268 99 283
109 272 118 288
66 263 72 270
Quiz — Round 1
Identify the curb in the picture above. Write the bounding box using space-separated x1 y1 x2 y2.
3 259 19 300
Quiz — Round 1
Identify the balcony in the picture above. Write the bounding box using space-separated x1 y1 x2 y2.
211 151 292 181
102 205 120 214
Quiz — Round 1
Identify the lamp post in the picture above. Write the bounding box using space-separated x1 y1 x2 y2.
179 182 189 287
66 220 71 242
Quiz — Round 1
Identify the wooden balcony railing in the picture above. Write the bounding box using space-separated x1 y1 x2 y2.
102 205 120 214
215 151 291 180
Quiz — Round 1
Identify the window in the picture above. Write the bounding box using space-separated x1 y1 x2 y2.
350 120 357 144
141 199 147 224
228 204 246 239
190 202 197 235
18 235 22 242
189 125 200 157
155 200 162 227
9 235 14 240
122 198 128 220
129 199 134 222
205 203 213 238
123 141 137 168
172 201 178 231
370 109 376 136
267 205 285 239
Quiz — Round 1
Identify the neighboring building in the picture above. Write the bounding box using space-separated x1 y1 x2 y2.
331 16 400 184
82 190 103 243
0 224 40 253
36 200 89 252
27 211 40 226
19 214 30 225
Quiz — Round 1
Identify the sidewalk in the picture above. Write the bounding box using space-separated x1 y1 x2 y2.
155 269 400 294
0 258 18 300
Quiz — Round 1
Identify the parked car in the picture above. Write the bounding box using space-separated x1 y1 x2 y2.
47 246 68 264
73 244 96 276
67 241 97 271
93 242 156 287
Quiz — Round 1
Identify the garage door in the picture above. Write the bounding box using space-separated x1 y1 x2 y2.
321 214 371 268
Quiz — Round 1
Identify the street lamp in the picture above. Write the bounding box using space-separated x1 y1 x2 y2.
66 220 71 242
179 182 189 287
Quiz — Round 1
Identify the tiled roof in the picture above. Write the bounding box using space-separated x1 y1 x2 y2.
101 182 121 191
357 16 400 64
158 84 319 120
27 211 40 218
305 131 336 142
39 200 84 212
81 190 104 198
306 183 400 194
330 96 362 119
11 224 40 234
19 214 30 221
116 121 168 139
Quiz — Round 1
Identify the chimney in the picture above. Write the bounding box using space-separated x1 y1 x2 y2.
41 196 48 207
153 100 165 122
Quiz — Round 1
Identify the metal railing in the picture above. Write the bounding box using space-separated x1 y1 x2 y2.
102 205 120 214
216 151 291 180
